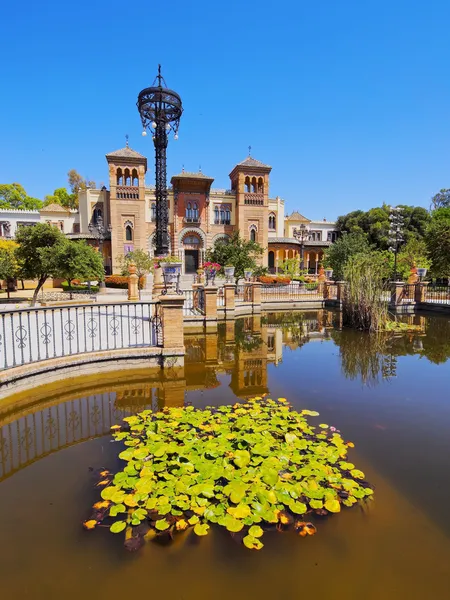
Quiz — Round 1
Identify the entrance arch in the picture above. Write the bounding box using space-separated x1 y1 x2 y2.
181 231 203 274
268 251 275 270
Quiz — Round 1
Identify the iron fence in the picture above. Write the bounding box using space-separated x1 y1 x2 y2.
235 284 244 301
261 283 321 301
401 284 416 304
217 287 225 307
425 285 450 305
183 289 205 316
0 302 162 371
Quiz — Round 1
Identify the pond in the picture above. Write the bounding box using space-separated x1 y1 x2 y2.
1 309 450 599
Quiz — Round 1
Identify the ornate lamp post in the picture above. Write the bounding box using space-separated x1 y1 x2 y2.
293 224 310 271
388 206 405 281
137 65 183 257
88 215 112 290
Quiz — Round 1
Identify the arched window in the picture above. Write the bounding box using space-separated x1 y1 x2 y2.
214 206 219 224
186 202 192 219
193 202 199 221
220 209 225 223
124 169 131 186
225 210 230 224
151 203 156 222
251 177 257 193
132 169 138 186
258 177 264 193
250 228 256 242
93 207 102 224
245 176 250 193
116 169 123 185
269 214 276 230
125 225 133 241
268 251 275 269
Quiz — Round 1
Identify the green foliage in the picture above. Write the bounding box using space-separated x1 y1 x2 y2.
15 223 66 305
343 252 389 332
430 188 450 211
86 398 373 551
67 169 96 195
0 245 19 299
397 238 431 279
206 232 264 282
44 187 77 210
279 258 300 279
323 233 371 280
54 240 104 288
0 183 42 210
426 217 450 278
117 249 153 290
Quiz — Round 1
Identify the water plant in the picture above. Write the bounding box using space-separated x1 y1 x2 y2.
84 397 373 550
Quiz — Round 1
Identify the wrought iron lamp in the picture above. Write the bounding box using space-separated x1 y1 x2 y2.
88 215 112 290
388 206 405 281
293 224 309 271
137 65 183 257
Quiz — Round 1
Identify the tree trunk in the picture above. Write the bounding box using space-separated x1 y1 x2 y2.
21 279 25 290
31 277 47 307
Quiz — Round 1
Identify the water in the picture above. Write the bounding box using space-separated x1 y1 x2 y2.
1 310 450 599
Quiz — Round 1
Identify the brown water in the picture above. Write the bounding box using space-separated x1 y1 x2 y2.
1 310 450 599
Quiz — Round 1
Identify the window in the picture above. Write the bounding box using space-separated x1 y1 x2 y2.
226 210 230 224
151 203 156 221
184 235 200 245
269 214 276 230
186 202 192 219
214 207 219 223
124 169 131 186
117 169 123 185
125 225 133 241
132 169 138 186
193 202 199 221
220 209 225 223
93 207 102 224
327 231 337 242
250 228 256 242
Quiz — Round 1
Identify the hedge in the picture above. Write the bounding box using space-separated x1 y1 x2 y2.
258 275 291 285
105 275 145 289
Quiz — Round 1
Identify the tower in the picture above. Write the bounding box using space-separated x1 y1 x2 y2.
106 143 147 272
229 155 271 265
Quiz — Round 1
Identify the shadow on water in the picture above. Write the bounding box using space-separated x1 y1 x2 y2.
1 309 450 598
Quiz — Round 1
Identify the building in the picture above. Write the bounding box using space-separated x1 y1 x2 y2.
0 145 337 276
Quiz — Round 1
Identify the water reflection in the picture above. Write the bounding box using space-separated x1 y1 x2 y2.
2 310 450 481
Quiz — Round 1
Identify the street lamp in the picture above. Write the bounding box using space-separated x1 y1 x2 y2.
88 215 112 291
388 206 405 281
293 224 310 271
137 65 183 257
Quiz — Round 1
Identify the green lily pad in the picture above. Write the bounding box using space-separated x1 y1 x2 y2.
110 521 127 533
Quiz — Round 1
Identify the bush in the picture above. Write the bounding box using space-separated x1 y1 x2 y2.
61 281 99 293
105 275 145 289
258 275 291 285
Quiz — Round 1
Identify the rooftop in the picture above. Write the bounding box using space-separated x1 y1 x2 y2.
105 146 146 160
287 211 310 222
40 203 71 214
171 170 214 181
236 156 271 169
268 237 331 247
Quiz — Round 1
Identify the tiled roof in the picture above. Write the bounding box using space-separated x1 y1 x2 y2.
171 171 213 180
287 211 310 221
106 146 146 159
40 203 70 214
237 156 271 169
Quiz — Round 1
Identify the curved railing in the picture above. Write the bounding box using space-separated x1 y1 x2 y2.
0 301 162 371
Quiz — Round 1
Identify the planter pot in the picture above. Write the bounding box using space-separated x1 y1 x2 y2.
161 262 182 287
153 268 163 285
224 266 235 283
244 270 253 282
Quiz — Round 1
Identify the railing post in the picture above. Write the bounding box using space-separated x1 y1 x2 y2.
159 294 185 353
323 282 329 300
414 281 428 304
390 281 405 306
223 283 236 316
252 282 262 312
203 286 218 331
336 281 346 303
244 282 253 303
128 263 139 302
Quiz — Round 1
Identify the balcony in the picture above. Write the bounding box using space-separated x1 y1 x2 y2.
214 220 231 226
183 216 201 225
244 193 264 206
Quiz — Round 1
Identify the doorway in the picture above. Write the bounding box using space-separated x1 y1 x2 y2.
185 250 199 273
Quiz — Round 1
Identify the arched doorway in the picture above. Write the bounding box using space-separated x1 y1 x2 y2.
268 251 275 270
182 233 202 273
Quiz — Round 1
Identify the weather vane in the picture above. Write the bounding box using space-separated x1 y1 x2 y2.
125 134 129 147
248 145 252 156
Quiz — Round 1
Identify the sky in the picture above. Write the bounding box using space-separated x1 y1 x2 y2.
1 0 450 220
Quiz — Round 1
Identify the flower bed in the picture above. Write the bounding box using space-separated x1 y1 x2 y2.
105 275 145 289
84 397 373 551
258 276 291 285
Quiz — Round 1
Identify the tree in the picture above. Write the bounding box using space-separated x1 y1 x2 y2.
279 258 300 279
0 183 42 210
54 240 104 292
426 218 450 278
44 187 77 210
15 223 67 306
323 232 371 280
67 169 96 195
205 232 264 283
0 245 19 299
430 188 450 210
396 238 431 280
117 249 153 294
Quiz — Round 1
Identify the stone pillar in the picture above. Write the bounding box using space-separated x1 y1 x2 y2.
152 267 165 300
252 282 262 311
322 282 329 300
336 281 346 302
224 283 235 315
414 282 428 304
390 282 405 306
204 286 218 331
159 294 185 352
128 263 139 301
225 320 235 344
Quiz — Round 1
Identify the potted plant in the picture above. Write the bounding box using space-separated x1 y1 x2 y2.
203 261 221 286
244 269 253 282
159 255 182 290
417 267 427 281
224 264 235 283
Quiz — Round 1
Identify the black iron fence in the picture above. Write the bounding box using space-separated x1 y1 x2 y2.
0 302 162 371
425 285 450 305
261 283 321 301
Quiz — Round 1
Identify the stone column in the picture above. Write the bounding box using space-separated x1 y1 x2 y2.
252 282 262 311
336 281 346 302
128 263 139 301
152 267 165 300
204 286 218 331
159 294 185 352
414 282 429 304
224 283 235 316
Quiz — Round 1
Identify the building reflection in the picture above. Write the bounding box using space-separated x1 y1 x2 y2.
2 310 450 481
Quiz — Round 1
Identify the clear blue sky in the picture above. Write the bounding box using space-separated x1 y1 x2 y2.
1 0 450 220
